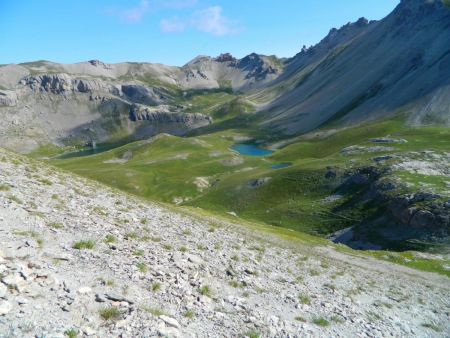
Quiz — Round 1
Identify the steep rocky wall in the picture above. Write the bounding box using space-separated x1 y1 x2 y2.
330 166 450 250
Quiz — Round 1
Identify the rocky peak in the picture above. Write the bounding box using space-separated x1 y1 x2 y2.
294 17 374 59
214 53 237 63
325 17 372 44
238 53 279 81
184 55 212 66
88 60 110 69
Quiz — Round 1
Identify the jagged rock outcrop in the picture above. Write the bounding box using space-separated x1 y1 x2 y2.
0 90 18 106
332 165 450 249
214 53 237 63
238 53 279 80
121 84 166 106
21 74 118 95
88 59 112 69
294 17 374 62
129 105 212 126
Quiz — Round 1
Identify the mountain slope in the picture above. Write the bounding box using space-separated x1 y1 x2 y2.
259 0 450 134
0 54 282 152
0 148 449 337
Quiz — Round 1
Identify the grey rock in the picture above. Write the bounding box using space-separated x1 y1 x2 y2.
0 300 12 315
410 210 435 228
105 293 134 304
247 177 272 189
95 293 106 302
160 315 180 329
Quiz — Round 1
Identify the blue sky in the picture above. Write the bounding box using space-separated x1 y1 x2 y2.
0 0 400 66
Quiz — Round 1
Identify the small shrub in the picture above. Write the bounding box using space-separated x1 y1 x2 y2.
104 234 116 243
72 240 95 250
298 293 311 305
163 244 172 251
151 282 161 292
48 222 62 229
38 178 52 186
140 235 151 242
421 323 442 332
99 306 121 321
295 316 306 322
64 329 78 338
143 306 165 317
137 262 148 273
309 269 320 276
229 281 243 288
0 184 10 191
331 315 344 324
179 246 188 253
37 238 44 248
8 195 23 204
199 285 212 297
313 317 330 327
183 310 194 318
125 232 138 240
320 261 330 269
243 331 260 338
133 249 144 256
324 283 336 291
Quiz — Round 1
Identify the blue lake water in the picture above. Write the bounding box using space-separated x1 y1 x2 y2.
271 162 292 170
231 144 274 157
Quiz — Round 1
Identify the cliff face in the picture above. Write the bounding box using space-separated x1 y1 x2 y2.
0 71 213 152
22 74 119 95
129 105 212 125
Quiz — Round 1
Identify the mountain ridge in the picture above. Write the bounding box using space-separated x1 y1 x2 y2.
0 0 449 153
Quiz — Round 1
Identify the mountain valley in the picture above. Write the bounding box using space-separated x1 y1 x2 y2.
0 0 450 336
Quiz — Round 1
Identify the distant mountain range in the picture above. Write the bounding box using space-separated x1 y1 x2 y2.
0 0 449 152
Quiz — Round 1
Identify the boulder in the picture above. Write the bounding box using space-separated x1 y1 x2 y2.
410 210 435 228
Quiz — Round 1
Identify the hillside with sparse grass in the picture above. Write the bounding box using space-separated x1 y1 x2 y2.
51 117 450 254
0 148 449 337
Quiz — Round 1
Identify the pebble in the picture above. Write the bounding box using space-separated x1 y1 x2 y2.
77 286 92 294
0 300 12 315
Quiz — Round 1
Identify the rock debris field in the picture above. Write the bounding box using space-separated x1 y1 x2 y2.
0 148 449 337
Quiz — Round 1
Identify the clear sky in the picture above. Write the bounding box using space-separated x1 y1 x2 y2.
0 0 400 66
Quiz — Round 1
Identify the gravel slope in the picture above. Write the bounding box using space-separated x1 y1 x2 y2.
0 148 449 337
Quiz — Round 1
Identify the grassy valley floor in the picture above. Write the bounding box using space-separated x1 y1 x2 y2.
34 117 450 276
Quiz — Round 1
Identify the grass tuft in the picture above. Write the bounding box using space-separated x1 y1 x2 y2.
99 306 121 321
72 240 95 250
